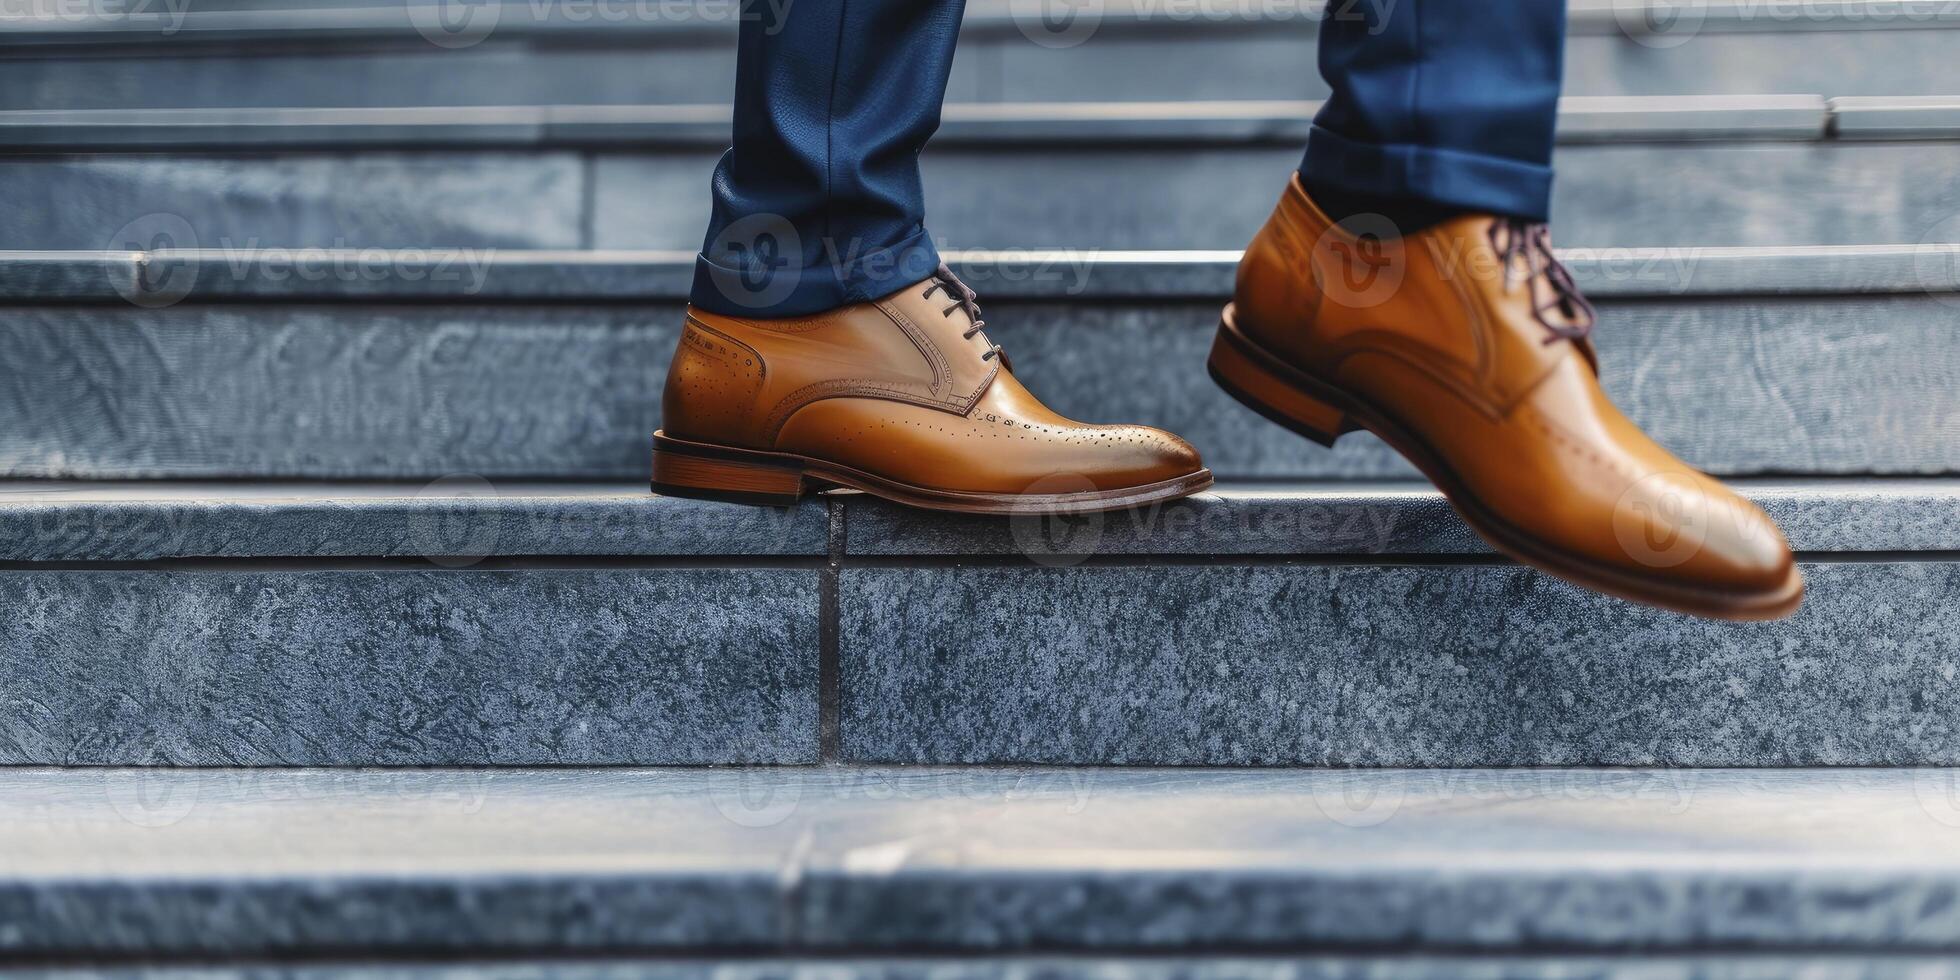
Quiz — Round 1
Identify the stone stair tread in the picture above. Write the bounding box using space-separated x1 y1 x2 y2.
3 478 1954 562
0 480 829 560
0 96 1840 148
12 958 1955 978
5 0 1955 43
13 244 1960 301
7 766 1960 955
9 0 1959 119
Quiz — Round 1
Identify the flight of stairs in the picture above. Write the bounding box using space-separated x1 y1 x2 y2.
2 1 1959 972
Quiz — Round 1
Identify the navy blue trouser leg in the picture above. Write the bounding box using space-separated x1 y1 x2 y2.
694 0 1565 316
690 0 965 318
1303 0 1567 223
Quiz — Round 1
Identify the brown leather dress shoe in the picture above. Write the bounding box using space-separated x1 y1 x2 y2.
1212 175 1802 620
654 267 1212 513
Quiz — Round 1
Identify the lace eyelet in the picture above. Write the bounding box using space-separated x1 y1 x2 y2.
929 262 1009 364
1489 218 1596 344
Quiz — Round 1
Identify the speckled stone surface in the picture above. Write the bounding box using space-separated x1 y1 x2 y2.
0 253 137 300
839 562 1960 765
583 139 1960 251
12 959 1960 980
0 43 743 112
0 304 684 480
0 768 795 955
2 768 1960 954
992 296 1960 479
3 479 1945 563
0 482 824 560
8 4 1960 111
1000 18 1960 104
19 100 1826 152
11 250 1960 303
4 290 1955 479
0 152 583 251
793 768 1960 950
841 480 1960 556
0 109 1866 248
0 115 1955 256
0 568 819 765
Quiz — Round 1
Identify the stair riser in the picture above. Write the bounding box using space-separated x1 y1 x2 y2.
0 555 1949 766
0 875 784 956
1007 27 1960 102
5 295 1952 480
11 28 1960 111
12 141 1959 252
911 141 1960 250
6 960 1956 979
0 568 820 765
841 561 1960 766
0 43 744 113
1 152 589 251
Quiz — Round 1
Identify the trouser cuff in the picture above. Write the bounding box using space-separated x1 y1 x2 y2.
1300 124 1554 223
689 226 942 318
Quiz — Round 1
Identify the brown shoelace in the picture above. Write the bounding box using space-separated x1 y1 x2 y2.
1488 219 1596 345
923 262 1003 362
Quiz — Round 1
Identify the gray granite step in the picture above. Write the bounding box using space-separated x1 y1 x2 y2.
6 0 1960 109
0 477 1954 766
0 97 1835 148
2 249 1953 481
0 484 829 767
16 960 1960 980
3 767 1960 956
4 99 1956 252
844 478 1960 767
5 477 1942 562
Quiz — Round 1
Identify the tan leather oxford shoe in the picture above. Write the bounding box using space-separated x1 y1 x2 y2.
655 266 1211 514
1213 175 1802 620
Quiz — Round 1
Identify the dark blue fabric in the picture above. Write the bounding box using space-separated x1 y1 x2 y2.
1304 0 1567 222
691 0 1567 316
691 0 966 317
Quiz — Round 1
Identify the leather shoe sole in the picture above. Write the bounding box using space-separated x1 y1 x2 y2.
653 430 1214 515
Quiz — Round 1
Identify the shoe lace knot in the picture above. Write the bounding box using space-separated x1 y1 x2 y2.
1488 219 1596 346
922 262 1003 362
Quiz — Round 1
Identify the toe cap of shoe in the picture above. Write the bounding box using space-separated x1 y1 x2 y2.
1611 479 1802 612
1083 425 1206 489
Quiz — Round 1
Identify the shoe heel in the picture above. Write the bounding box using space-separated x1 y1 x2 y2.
651 431 810 507
1207 307 1353 448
